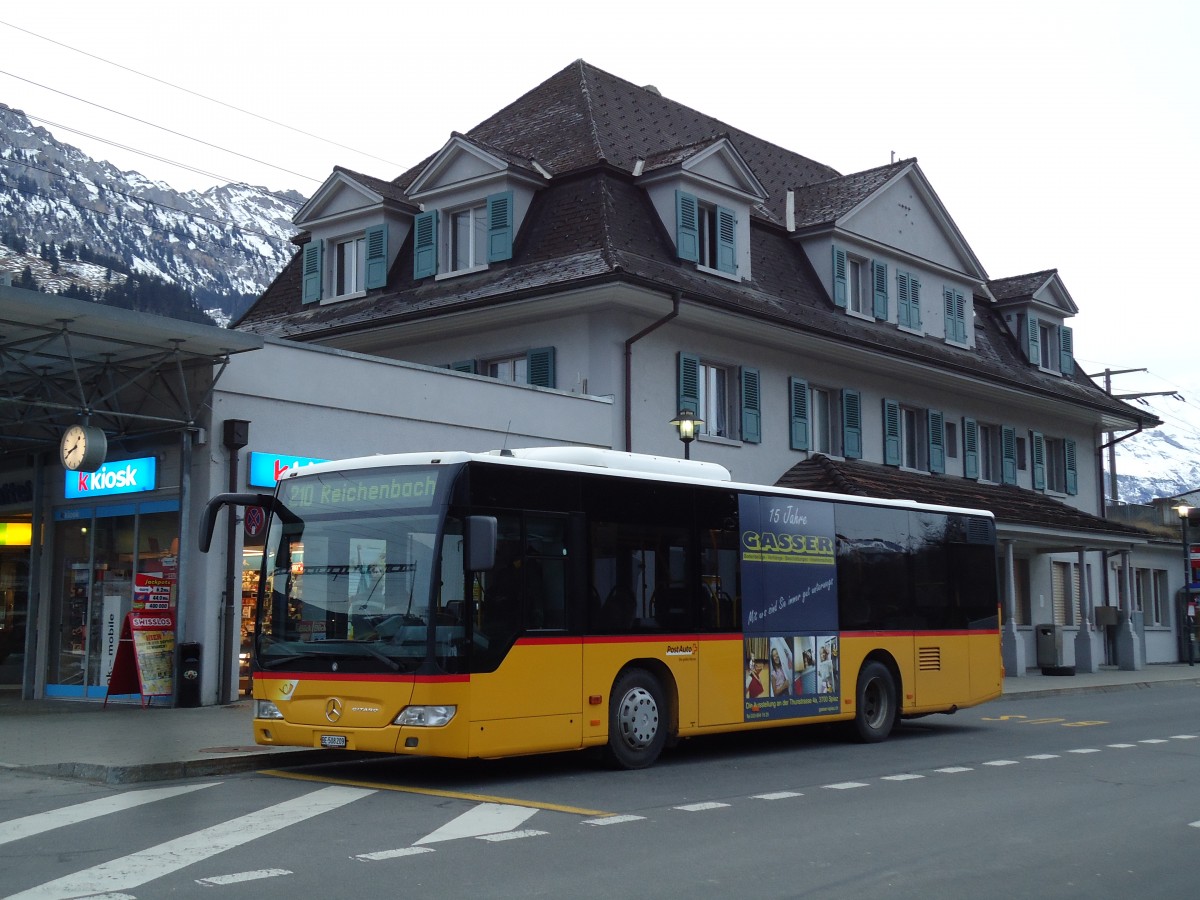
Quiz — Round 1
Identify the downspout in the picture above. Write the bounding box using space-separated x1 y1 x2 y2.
624 292 681 452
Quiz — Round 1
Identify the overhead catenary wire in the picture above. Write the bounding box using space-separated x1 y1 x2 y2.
0 67 323 187
0 17 407 172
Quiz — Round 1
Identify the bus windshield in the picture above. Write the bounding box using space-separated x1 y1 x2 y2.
254 465 468 674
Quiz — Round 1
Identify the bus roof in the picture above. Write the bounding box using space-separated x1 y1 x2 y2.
281 446 995 521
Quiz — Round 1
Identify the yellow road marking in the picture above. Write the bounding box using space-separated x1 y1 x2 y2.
258 769 614 817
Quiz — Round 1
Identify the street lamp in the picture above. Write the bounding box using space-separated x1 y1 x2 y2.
669 409 703 459
1174 503 1196 666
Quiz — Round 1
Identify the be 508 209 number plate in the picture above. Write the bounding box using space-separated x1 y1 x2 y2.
320 734 347 748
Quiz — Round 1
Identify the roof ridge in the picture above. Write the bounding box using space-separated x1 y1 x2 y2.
576 60 608 165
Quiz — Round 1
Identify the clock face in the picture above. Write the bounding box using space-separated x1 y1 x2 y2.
60 424 107 471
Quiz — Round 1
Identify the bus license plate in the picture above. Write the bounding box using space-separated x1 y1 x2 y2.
320 735 348 749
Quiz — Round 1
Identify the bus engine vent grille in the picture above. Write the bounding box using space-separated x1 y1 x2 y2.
918 646 942 671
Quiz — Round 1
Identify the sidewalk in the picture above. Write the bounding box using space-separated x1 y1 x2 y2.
1 665 1197 785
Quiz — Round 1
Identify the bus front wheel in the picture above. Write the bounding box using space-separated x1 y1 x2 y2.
605 669 667 769
853 661 897 743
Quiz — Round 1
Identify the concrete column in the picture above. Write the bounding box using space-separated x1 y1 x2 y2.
1073 547 1099 673
1000 539 1026 678
1115 549 1143 671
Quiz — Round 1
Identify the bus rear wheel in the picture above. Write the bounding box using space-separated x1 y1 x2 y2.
853 661 897 743
605 669 667 769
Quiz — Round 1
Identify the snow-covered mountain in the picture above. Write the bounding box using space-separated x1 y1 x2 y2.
0 103 301 321
1109 393 1200 503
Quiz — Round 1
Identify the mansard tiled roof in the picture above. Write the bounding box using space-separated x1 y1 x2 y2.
235 61 1155 431
330 166 417 209
988 269 1058 302
776 454 1150 540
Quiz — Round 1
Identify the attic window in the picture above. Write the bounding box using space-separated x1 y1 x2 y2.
301 224 388 304
675 191 736 276
413 191 514 280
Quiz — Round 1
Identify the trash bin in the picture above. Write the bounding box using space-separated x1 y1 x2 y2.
1035 624 1073 675
178 642 202 707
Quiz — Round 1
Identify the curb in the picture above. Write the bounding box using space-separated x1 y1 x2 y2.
19 749 368 786
998 676 1200 702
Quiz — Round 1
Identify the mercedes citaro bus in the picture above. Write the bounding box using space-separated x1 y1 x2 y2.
200 447 1001 768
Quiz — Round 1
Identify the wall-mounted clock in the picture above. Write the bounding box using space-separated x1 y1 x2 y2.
60 424 107 471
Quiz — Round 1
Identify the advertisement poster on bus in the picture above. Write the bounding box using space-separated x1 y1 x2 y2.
739 494 841 722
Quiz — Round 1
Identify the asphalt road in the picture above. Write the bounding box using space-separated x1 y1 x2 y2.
2 684 1197 899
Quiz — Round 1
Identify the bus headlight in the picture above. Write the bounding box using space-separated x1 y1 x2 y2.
394 705 456 727
256 700 285 720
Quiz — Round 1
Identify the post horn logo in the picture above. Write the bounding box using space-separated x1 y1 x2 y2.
325 697 343 723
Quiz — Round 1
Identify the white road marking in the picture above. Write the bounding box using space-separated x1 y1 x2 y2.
0 783 218 847
1107 744 1137 748
476 829 548 842
1138 739 1168 744
934 767 973 774
6 785 373 900
1026 754 1060 759
1067 748 1101 754
414 803 537 845
1171 734 1198 740
983 760 1019 767
195 868 291 886
881 774 924 781
673 802 730 811
752 791 804 800
353 847 435 862
823 782 869 790
582 815 644 826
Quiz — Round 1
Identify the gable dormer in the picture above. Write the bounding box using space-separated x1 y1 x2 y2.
990 270 1077 376
793 160 988 350
637 136 767 282
405 134 548 280
293 167 419 304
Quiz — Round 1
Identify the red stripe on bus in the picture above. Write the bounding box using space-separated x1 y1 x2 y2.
258 671 469 683
841 629 999 638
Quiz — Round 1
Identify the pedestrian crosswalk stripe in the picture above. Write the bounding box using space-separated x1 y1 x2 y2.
0 783 218 847
6 785 373 900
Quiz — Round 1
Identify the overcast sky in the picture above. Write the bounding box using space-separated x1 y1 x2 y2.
1 1 1196 436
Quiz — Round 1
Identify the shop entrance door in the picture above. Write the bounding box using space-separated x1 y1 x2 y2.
0 545 30 690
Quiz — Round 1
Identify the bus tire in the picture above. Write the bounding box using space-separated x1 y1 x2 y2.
605 669 667 769
853 661 896 743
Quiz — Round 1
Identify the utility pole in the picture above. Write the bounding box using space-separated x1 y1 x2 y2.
1089 367 1178 503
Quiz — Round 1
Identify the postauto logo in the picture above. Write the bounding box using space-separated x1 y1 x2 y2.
64 457 157 499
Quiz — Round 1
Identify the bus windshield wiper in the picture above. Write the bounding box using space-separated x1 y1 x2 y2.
311 639 403 671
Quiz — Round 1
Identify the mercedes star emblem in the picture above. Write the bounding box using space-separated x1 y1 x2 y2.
325 697 343 723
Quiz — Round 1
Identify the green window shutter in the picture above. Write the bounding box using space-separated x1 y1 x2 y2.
944 288 967 342
526 346 555 388
301 240 323 304
1064 439 1078 495
963 417 979 479
486 191 514 263
1026 315 1041 364
832 246 847 308
677 352 700 415
1031 431 1046 490
1059 325 1074 375
872 260 888 320
789 377 810 451
897 272 911 328
928 409 945 474
716 206 737 275
740 366 760 443
882 398 901 466
1001 425 1017 485
675 191 699 263
364 224 388 289
413 210 438 279
841 389 862 459
450 359 477 374
910 276 922 330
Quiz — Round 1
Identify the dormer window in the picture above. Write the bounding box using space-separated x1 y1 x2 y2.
676 191 736 276
301 224 389 304
1024 315 1074 375
334 235 366 296
413 191 514 280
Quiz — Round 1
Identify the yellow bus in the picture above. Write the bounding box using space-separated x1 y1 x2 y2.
201 447 1002 769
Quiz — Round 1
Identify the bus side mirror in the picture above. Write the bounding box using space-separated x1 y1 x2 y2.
466 516 497 572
